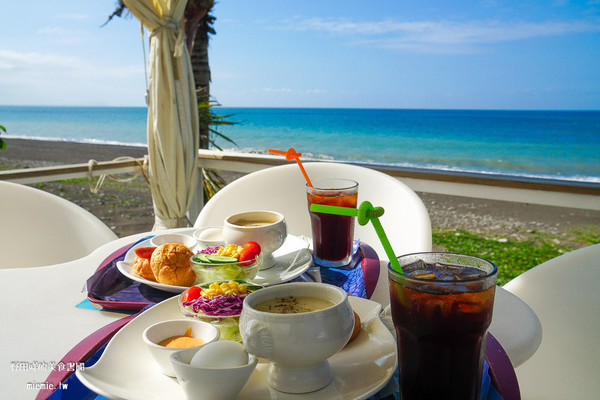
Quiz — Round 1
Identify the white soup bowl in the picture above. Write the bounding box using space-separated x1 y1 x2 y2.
239 282 354 393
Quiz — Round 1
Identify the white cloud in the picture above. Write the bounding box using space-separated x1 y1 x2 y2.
37 26 69 35
0 49 81 72
0 49 145 106
56 13 90 21
261 87 292 93
278 17 600 54
35 24 91 45
0 49 141 78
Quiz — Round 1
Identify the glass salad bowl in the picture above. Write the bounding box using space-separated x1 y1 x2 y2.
178 280 263 342
190 247 262 283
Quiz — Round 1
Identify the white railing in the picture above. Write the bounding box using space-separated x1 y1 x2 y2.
195 150 600 211
1 149 598 212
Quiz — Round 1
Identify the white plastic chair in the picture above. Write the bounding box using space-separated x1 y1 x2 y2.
0 181 118 268
195 162 432 304
502 243 600 399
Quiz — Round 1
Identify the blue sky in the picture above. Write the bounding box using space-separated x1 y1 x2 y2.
1 0 599 109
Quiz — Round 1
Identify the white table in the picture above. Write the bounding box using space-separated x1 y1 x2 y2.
0 229 541 399
0 229 186 399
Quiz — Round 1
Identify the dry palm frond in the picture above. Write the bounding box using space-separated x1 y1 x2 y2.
199 99 238 202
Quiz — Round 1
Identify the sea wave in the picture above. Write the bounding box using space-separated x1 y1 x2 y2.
4 134 147 148
4 135 598 184
222 147 600 184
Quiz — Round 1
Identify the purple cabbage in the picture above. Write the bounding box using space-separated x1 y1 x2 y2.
196 245 222 255
183 293 247 317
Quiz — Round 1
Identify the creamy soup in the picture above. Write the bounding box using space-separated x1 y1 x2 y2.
233 219 274 227
255 296 335 314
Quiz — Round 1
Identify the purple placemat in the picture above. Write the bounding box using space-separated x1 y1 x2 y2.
84 236 176 311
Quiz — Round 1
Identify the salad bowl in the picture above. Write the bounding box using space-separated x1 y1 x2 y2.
190 251 261 283
178 280 263 342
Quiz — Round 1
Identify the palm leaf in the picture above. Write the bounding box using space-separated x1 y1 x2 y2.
0 125 6 150
198 100 239 201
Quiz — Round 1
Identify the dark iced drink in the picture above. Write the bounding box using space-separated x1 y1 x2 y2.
388 253 497 400
307 179 358 267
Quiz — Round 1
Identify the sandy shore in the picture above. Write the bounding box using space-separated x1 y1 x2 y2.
1 138 598 248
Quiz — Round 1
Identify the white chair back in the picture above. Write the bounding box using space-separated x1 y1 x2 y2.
195 162 432 304
503 243 600 399
0 181 118 268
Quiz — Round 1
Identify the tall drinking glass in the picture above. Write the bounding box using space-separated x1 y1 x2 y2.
306 179 358 267
388 252 497 400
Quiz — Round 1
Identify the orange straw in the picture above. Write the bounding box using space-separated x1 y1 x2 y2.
268 148 313 187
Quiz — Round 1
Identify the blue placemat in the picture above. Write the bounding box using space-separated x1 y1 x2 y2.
318 240 368 298
46 343 110 400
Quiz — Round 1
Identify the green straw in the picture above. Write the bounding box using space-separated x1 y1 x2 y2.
310 201 403 273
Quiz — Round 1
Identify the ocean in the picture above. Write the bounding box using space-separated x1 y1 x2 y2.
1 105 599 183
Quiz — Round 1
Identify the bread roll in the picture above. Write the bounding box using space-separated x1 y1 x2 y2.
132 256 156 281
150 243 195 286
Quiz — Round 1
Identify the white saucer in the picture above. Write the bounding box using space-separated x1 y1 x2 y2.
116 230 313 293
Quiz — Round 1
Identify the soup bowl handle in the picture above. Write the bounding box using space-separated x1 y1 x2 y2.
240 319 273 359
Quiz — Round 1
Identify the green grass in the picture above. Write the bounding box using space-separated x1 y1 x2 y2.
566 225 600 245
432 229 577 286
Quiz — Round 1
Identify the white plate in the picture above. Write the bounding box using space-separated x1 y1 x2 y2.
116 231 313 293
77 296 397 400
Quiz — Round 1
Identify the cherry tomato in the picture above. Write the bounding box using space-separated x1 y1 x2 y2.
238 241 261 264
134 246 157 260
182 286 202 303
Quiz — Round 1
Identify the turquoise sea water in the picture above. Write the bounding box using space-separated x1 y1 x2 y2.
1 105 599 183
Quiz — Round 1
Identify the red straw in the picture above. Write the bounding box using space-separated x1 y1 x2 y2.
268 148 313 187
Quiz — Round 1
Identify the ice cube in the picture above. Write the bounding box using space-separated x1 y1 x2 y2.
403 259 428 274
453 266 487 280
410 271 436 279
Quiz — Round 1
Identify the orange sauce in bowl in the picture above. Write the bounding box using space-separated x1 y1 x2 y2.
157 326 204 348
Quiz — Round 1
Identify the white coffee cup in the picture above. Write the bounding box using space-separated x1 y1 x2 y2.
222 210 287 270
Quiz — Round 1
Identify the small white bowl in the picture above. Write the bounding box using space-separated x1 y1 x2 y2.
150 233 196 250
193 226 225 248
142 319 220 377
171 345 257 400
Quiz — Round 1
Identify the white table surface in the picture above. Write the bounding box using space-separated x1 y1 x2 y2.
0 230 167 399
0 229 541 399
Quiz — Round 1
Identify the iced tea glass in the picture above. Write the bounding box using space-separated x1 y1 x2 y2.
306 179 358 267
388 252 497 400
